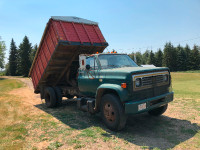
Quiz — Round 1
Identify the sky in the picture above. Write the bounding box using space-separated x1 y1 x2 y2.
0 0 200 62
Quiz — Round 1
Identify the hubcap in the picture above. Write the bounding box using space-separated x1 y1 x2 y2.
103 102 116 122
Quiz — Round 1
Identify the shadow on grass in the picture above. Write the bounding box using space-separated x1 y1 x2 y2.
0 77 6 80
35 99 200 150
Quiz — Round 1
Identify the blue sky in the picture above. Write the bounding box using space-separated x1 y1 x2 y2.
0 0 200 61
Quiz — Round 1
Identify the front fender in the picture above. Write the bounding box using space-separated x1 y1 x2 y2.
95 84 128 111
97 84 128 100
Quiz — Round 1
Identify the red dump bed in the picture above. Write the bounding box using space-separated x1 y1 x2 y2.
29 16 108 93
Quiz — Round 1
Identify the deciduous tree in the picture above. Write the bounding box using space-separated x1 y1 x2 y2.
0 37 6 69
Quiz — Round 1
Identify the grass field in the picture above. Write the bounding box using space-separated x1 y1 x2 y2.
0 73 200 150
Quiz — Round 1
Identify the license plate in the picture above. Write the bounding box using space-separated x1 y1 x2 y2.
138 103 146 111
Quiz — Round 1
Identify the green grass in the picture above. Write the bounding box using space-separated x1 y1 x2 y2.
171 72 200 99
79 128 98 138
175 70 200 73
0 78 26 150
47 141 63 150
0 72 5 76
0 78 24 94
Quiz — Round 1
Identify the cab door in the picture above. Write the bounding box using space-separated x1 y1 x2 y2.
78 56 100 97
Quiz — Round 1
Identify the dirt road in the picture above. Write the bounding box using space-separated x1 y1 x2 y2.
4 77 42 106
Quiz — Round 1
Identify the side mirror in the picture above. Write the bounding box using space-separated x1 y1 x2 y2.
86 64 91 70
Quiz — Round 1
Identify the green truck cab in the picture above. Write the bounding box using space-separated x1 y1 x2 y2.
78 53 173 130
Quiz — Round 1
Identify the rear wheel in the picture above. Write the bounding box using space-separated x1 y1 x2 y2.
100 94 127 131
44 87 56 108
148 104 168 116
53 87 62 106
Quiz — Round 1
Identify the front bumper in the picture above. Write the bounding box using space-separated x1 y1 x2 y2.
124 92 174 114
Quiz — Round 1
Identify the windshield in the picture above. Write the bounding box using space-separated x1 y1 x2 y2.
98 54 138 69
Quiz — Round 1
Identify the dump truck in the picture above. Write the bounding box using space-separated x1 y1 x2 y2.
29 16 174 131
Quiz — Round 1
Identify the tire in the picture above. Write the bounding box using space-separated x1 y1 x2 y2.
100 94 127 131
44 87 57 108
53 87 62 106
148 104 168 116
66 94 74 99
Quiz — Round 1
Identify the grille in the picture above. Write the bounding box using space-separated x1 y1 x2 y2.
133 71 169 91
141 76 153 86
156 75 165 83
141 75 166 86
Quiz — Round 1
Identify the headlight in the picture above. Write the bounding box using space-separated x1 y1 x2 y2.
163 74 168 82
135 78 142 87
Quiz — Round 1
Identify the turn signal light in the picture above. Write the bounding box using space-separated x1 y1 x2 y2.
121 83 127 88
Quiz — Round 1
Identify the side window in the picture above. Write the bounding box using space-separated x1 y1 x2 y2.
86 56 98 70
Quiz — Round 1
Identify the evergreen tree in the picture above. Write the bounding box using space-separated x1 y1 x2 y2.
30 44 38 64
135 52 143 65
142 50 150 64
16 47 21 75
148 50 155 65
191 45 200 70
17 36 32 77
163 42 177 71
176 44 186 71
8 39 18 75
0 37 6 69
184 44 192 70
155 48 163 67
130 52 142 65
171 45 178 71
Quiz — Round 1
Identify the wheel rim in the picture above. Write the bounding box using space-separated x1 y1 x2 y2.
103 102 116 123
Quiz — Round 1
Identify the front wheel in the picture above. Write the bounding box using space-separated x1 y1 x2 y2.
148 104 168 116
100 94 127 131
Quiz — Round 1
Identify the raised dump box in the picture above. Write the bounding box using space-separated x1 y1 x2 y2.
29 16 108 93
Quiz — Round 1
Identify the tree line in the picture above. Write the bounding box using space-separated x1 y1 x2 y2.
129 42 200 71
5 36 37 76
0 36 199 76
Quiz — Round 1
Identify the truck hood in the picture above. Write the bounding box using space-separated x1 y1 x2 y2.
101 67 169 74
